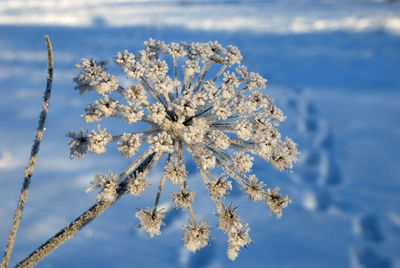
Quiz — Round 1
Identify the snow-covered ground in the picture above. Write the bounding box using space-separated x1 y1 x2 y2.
0 1 399 267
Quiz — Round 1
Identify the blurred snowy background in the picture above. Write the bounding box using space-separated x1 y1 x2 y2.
0 0 400 267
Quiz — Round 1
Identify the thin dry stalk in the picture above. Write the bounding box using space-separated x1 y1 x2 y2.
15 153 157 268
1 36 53 268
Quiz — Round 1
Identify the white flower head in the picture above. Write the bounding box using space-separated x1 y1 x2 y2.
207 130 230 150
148 102 167 124
206 175 232 200
124 62 145 80
117 133 141 158
264 187 291 219
148 132 173 153
171 188 195 210
114 50 135 68
198 150 216 169
183 219 212 252
225 45 242 66
127 173 150 197
164 162 187 185
241 175 265 201
227 225 251 261
166 42 186 59
136 207 166 237
70 39 298 260
82 103 102 123
184 59 200 77
87 125 112 154
232 152 254 173
97 96 119 117
234 119 253 141
86 171 119 202
246 72 267 90
119 104 144 125
66 128 88 159
123 84 147 104
217 202 242 234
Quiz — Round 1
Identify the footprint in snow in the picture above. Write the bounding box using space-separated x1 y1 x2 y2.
353 214 384 243
350 246 392 268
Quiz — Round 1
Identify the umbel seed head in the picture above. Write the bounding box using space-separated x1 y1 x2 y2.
68 38 299 260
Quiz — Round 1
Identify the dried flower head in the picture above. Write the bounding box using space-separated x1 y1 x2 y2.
227 225 252 261
183 219 212 252
85 171 118 202
135 207 166 238
264 187 292 219
69 39 298 260
171 187 195 210
126 173 150 197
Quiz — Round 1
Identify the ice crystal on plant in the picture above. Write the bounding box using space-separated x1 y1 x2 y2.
135 208 165 237
206 175 232 199
172 187 195 210
66 128 88 159
69 39 298 260
264 187 291 219
87 125 112 154
217 202 243 234
117 133 141 158
242 175 266 201
126 173 150 197
86 171 118 202
227 225 252 261
183 219 212 252
164 162 187 185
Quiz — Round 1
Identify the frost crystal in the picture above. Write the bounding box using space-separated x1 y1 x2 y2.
172 188 195 210
264 187 291 219
127 174 150 197
117 133 141 158
66 128 88 159
183 220 212 252
113 50 135 67
242 175 265 201
232 152 254 173
69 39 298 260
206 175 232 199
164 162 187 185
227 225 252 261
86 171 118 202
87 126 112 154
136 208 165 238
217 203 242 234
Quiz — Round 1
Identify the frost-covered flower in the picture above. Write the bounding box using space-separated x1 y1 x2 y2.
164 162 187 185
126 173 150 197
117 133 141 158
87 125 112 154
206 175 232 199
232 152 254 173
264 187 291 219
241 175 265 201
227 225 252 261
172 187 195 210
69 39 298 260
183 219 212 252
135 208 165 237
66 128 88 159
85 171 118 202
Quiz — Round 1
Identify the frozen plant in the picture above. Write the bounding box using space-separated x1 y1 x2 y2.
15 39 298 267
68 39 298 259
1 36 53 268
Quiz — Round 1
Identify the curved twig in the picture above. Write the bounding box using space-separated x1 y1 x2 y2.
1 36 53 268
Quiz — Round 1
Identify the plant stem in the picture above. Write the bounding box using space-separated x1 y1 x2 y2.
14 153 157 268
1 36 53 268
